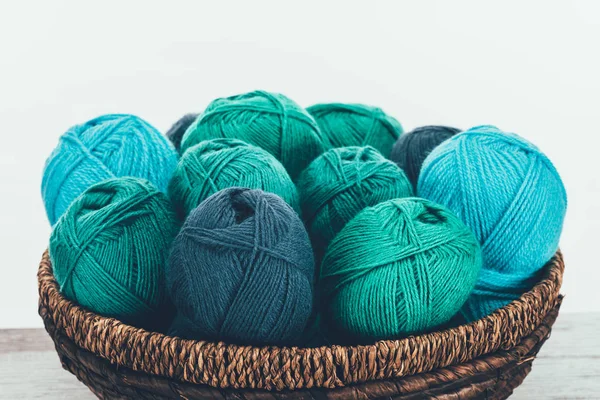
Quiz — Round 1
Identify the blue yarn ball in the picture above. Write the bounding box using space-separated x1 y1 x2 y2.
167 187 315 345
165 113 199 152
390 125 461 189
418 125 567 320
42 114 178 225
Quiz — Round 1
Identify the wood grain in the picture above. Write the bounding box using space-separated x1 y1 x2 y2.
511 312 600 399
0 328 94 399
0 313 598 399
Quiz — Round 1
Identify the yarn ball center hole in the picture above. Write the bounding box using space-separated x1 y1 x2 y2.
230 191 256 224
417 205 448 224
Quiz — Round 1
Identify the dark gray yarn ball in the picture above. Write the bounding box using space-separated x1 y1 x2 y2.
390 125 461 189
165 113 199 152
167 187 315 345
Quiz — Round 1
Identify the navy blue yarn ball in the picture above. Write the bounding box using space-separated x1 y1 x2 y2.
165 113 199 152
390 125 461 189
167 187 315 345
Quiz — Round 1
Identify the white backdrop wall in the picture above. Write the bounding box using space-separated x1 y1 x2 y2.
1 0 598 328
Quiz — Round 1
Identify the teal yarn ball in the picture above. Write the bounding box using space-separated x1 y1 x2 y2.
418 125 567 321
306 103 403 157
320 198 482 342
48 177 179 328
181 91 326 179
168 138 299 218
42 114 178 225
167 188 314 345
297 146 413 260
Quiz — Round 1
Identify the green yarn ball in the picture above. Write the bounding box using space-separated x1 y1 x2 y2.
297 146 413 260
307 103 403 157
320 198 482 342
49 177 179 328
181 91 327 179
169 138 300 218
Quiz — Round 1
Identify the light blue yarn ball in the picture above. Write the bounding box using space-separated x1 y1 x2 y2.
418 125 567 321
42 114 178 225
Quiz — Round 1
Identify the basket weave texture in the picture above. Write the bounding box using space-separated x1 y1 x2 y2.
38 251 564 399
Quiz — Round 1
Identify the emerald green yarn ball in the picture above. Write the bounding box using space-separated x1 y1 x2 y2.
320 198 482 342
297 146 412 260
169 138 300 218
49 177 179 328
307 103 403 157
181 91 327 179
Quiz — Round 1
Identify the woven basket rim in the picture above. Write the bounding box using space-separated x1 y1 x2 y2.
38 250 564 391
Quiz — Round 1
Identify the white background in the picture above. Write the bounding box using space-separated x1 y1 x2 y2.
1 0 598 329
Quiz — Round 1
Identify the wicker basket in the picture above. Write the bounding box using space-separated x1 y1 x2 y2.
38 250 564 399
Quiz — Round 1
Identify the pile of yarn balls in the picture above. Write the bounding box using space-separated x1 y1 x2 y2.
42 90 567 347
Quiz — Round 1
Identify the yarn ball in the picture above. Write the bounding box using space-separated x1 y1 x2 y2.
180 91 326 179
169 138 299 218
48 177 179 328
167 187 315 345
319 198 482 342
297 146 413 260
390 125 461 189
306 103 403 157
418 125 567 321
165 113 199 151
42 114 178 225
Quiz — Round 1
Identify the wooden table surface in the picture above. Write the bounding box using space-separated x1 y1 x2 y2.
0 313 598 399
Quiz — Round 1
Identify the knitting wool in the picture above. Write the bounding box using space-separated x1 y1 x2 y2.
320 198 481 342
165 113 199 151
418 125 567 321
297 146 412 261
180 91 326 179
169 138 299 218
307 103 402 157
48 177 179 328
42 114 178 225
390 125 461 189
167 187 314 345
